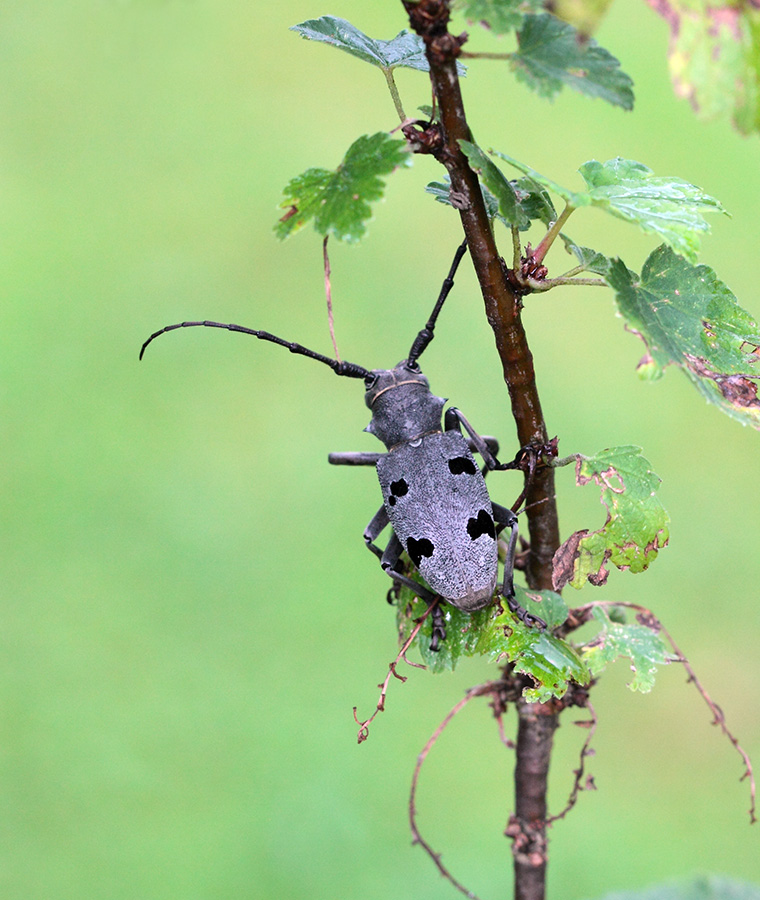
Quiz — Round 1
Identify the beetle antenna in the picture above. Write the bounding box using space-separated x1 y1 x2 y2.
407 240 468 366
139 320 371 379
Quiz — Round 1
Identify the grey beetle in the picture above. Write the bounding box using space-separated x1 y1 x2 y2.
140 242 546 648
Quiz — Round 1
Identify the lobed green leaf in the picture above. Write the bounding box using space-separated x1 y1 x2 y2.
552 446 670 590
608 245 760 427
428 151 555 231
291 16 466 75
275 132 410 243
492 152 725 262
581 606 671 692
510 13 634 108
396 587 589 701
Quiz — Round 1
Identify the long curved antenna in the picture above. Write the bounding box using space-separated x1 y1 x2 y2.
139 320 371 379
407 240 468 366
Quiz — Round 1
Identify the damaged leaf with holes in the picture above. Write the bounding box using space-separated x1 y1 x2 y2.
580 606 672 692
492 152 724 262
647 0 760 136
474 587 590 702
553 446 670 591
396 585 589 701
608 245 760 428
275 132 410 243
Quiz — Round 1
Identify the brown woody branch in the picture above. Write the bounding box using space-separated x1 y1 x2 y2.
401 3 563 899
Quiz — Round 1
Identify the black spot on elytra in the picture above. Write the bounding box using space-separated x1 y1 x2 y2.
388 478 409 506
407 536 434 567
467 509 495 541
448 456 477 476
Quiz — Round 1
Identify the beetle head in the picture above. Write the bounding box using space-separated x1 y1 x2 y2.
363 360 446 449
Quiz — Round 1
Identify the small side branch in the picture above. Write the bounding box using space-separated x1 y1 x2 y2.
547 699 598 824
570 600 757 823
409 681 503 900
322 236 341 361
354 603 437 743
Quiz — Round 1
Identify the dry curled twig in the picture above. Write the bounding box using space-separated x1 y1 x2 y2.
573 600 757 823
409 681 504 900
353 602 438 743
547 700 598 825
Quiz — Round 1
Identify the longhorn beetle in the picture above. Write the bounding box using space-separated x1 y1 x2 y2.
140 242 546 649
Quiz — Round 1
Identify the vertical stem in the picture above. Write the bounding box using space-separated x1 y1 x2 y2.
402 4 562 899
511 700 559 900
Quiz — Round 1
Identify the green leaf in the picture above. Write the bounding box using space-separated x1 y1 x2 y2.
581 606 671 692
426 178 506 227
595 875 760 900
457 0 543 34
428 159 555 230
513 175 557 226
291 16 466 75
648 1 760 136
396 587 589 700
510 13 634 108
460 140 528 228
396 593 494 673
492 152 725 262
560 235 613 277
552 446 670 591
275 133 410 243
475 588 589 701
579 158 726 262
608 245 760 427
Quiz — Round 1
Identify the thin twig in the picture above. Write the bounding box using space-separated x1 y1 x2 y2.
322 236 341 362
353 603 438 743
573 600 757 823
409 682 502 900
546 700 598 824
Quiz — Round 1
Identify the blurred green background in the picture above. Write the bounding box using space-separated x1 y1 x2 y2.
2 2 758 898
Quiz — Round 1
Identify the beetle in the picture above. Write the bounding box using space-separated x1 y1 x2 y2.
140 242 546 648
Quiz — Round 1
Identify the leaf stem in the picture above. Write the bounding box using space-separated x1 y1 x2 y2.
532 203 575 264
382 67 407 122
403 4 562 898
511 225 522 271
526 276 607 292
460 51 511 60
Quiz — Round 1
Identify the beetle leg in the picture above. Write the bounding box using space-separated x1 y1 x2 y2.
492 502 547 630
363 509 446 649
444 408 505 472
328 451 384 466
379 532 439 605
381 534 447 651
364 505 390 560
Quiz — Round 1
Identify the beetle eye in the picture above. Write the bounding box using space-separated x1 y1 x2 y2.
364 373 378 389
406 360 421 373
